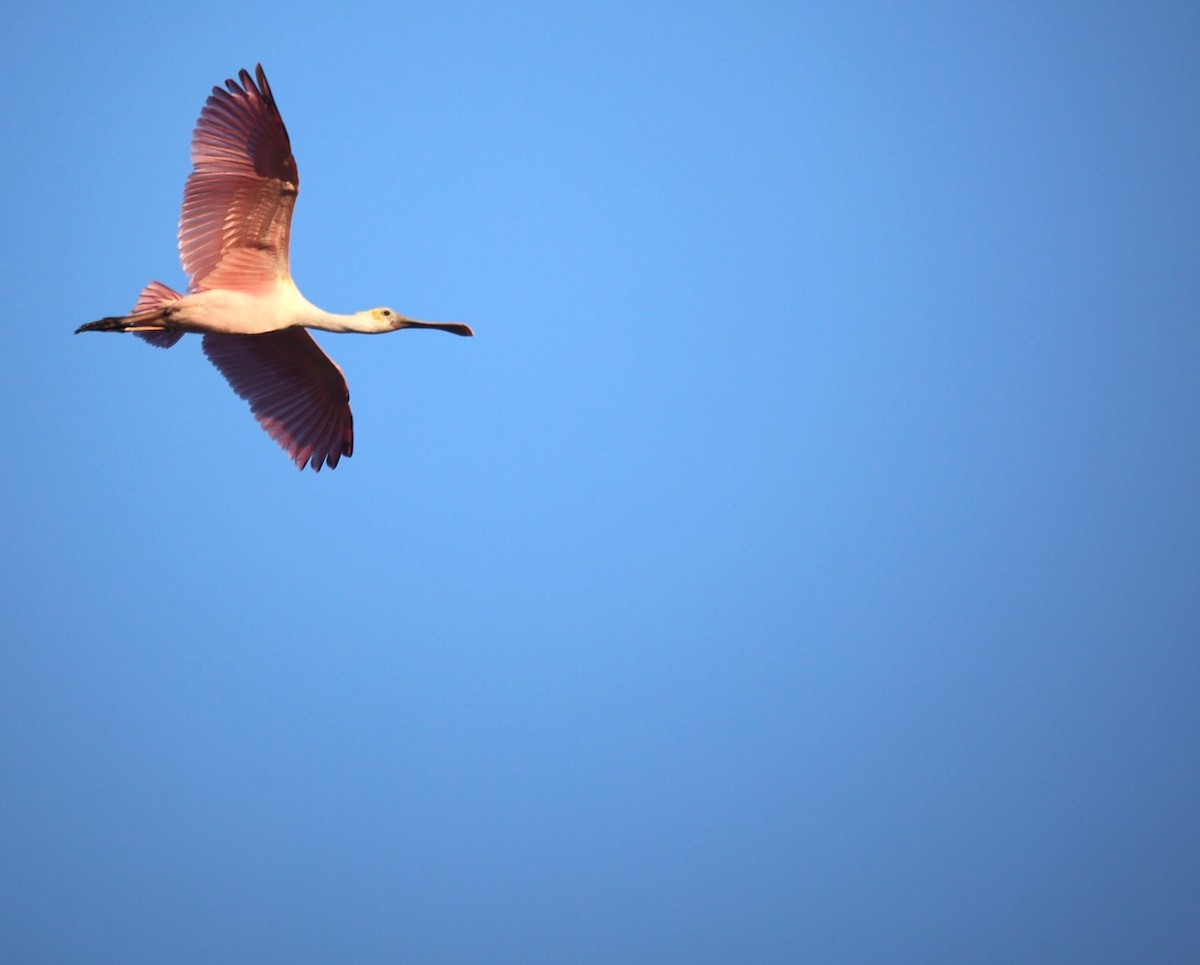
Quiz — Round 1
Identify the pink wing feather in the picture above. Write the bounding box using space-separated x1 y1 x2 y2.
184 66 354 472
203 330 354 471
180 64 299 293
134 280 185 349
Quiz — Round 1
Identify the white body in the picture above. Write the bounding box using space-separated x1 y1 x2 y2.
173 281 368 336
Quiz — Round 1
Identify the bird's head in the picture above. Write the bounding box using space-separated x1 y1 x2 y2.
369 307 473 337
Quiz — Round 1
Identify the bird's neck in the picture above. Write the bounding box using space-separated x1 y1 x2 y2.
280 283 376 333
304 310 367 333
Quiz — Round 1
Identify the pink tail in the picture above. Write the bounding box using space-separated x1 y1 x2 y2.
134 281 185 349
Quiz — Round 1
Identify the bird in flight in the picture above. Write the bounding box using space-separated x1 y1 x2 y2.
77 64 472 470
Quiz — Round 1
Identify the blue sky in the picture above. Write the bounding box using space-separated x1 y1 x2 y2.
2 1 1198 961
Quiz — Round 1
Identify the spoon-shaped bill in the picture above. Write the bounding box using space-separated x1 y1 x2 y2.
398 318 474 337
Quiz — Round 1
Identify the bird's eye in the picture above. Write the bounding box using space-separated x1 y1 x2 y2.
381 310 392 317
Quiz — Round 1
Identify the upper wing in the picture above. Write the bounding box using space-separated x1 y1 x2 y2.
202 330 353 471
179 65 299 293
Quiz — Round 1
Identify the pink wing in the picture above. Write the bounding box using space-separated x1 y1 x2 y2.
180 65 299 293
202 330 353 471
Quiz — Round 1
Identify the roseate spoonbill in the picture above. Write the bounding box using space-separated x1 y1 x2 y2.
76 64 472 470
